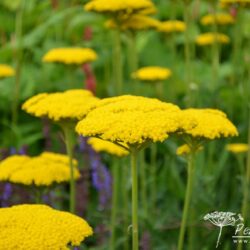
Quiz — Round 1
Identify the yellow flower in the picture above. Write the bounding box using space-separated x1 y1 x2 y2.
106 15 159 30
0 64 15 79
196 32 230 46
132 66 172 82
42 48 97 65
84 0 155 15
200 13 235 26
22 89 99 122
180 108 238 140
139 5 157 15
157 20 186 33
76 95 183 148
220 0 250 8
88 138 129 157
0 204 93 249
0 152 80 186
226 143 249 154
176 144 203 155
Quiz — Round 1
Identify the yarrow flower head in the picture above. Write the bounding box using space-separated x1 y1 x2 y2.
0 64 15 79
42 47 97 65
0 204 93 249
176 144 203 156
200 13 235 26
105 15 159 31
226 143 249 154
157 20 186 33
76 95 186 150
84 0 155 16
180 108 238 141
220 0 250 8
22 89 99 122
132 66 172 82
196 32 230 46
88 137 129 157
0 152 80 186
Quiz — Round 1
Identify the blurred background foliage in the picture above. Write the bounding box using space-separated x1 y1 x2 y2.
0 0 250 249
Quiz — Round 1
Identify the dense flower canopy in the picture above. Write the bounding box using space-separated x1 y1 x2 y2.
0 204 93 249
180 109 238 140
157 20 186 33
220 0 250 8
226 143 248 153
0 152 80 186
0 64 15 79
75 95 193 148
84 0 155 15
200 13 235 26
22 89 99 122
196 32 230 46
132 67 172 82
106 15 159 30
88 138 129 157
42 47 97 65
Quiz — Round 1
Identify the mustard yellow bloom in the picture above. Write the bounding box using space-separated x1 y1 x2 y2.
226 143 249 154
196 32 230 46
76 95 184 147
0 152 80 186
220 0 250 8
139 5 157 15
157 20 186 33
132 66 172 82
22 89 99 122
200 13 235 26
106 15 159 30
84 0 155 15
0 64 15 79
88 138 129 157
180 109 238 140
0 204 93 249
42 48 97 65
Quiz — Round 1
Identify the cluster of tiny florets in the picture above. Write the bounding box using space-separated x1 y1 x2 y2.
0 152 80 186
200 13 235 26
196 32 230 46
22 89 99 122
0 64 15 79
157 20 186 33
0 204 93 249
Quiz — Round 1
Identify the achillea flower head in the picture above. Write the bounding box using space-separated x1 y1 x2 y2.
0 204 93 249
42 47 97 65
0 152 80 186
200 13 235 26
157 20 186 33
0 64 15 79
88 138 129 157
180 109 238 140
22 89 99 122
106 15 159 30
196 32 230 46
220 0 250 8
226 143 249 153
84 0 155 15
132 67 172 82
76 95 182 147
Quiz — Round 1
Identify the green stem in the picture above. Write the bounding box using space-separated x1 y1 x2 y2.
131 149 139 250
178 151 195 250
113 28 123 95
12 0 24 125
140 150 148 218
110 158 119 249
35 188 43 204
122 157 129 250
63 125 75 213
150 144 157 211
